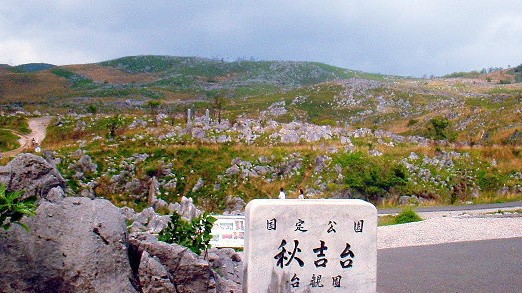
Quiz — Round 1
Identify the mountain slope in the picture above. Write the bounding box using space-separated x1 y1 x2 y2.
1 55 521 145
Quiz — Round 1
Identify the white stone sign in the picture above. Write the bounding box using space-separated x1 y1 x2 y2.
209 215 245 248
244 199 377 292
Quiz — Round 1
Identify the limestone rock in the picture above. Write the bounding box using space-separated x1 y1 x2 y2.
192 178 204 192
0 197 137 292
138 251 176 292
0 153 66 202
78 154 97 173
207 248 243 292
148 176 160 206
168 196 203 220
129 233 214 293
224 196 246 215
131 207 170 234
314 155 332 173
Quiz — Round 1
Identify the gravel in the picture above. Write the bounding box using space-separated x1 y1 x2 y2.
378 207 522 249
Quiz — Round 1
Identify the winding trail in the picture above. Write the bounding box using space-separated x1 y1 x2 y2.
3 116 53 158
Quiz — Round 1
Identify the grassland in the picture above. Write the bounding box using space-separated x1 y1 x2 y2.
1 56 521 211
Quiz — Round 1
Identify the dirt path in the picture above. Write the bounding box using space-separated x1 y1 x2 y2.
3 116 53 158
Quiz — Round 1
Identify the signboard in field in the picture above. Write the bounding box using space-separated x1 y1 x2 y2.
209 215 245 248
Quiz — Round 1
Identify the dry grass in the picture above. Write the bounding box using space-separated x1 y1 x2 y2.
472 192 522 204
473 146 522 171
0 71 67 103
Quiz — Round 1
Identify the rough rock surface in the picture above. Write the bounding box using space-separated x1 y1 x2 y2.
0 197 138 293
0 153 66 202
207 248 243 292
168 196 203 220
129 233 215 293
223 196 246 215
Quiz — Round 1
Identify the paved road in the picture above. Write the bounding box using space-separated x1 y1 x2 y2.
377 237 522 293
378 200 522 215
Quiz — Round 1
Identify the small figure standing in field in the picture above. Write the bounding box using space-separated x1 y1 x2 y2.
278 187 286 199
298 188 305 199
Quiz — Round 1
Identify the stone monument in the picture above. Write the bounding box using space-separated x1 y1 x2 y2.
244 199 377 292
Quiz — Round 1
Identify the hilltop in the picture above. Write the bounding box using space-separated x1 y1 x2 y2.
0 56 371 109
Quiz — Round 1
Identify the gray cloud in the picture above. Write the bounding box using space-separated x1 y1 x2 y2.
1 0 521 76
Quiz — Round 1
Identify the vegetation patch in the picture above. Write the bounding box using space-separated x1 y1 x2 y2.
394 208 423 224
158 212 216 254
0 129 20 151
0 184 37 231
0 116 30 134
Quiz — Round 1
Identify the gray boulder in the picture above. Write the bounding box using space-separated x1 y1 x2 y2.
0 197 138 292
129 233 215 293
168 196 203 220
76 154 97 175
223 196 246 215
207 248 243 292
314 155 332 173
0 153 66 202
138 251 176 292
130 207 170 234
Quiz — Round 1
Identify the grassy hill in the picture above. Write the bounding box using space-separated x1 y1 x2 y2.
0 56 521 144
1 56 521 211
0 55 387 112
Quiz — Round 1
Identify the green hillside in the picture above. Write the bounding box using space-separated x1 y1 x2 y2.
1 56 522 212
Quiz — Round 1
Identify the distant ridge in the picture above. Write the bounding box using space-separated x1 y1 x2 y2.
14 63 56 73
98 55 363 88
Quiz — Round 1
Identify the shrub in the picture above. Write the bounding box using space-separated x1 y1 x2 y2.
336 152 408 201
158 212 216 255
0 184 37 231
426 117 457 142
429 117 450 140
87 104 97 114
394 207 422 224
407 119 418 127
477 171 503 192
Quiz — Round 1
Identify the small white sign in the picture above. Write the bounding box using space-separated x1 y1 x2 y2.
209 215 245 248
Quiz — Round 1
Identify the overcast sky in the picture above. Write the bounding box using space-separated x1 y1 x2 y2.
1 1 521 77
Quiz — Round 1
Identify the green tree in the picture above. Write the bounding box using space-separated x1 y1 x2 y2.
147 100 162 115
106 115 124 138
87 104 97 114
429 117 450 140
0 184 37 231
208 90 231 124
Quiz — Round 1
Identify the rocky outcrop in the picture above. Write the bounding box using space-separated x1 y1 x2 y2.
129 233 215 293
0 197 138 293
126 207 170 234
128 233 243 293
0 153 66 202
0 153 243 292
223 196 246 215
207 248 243 292
168 196 203 220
